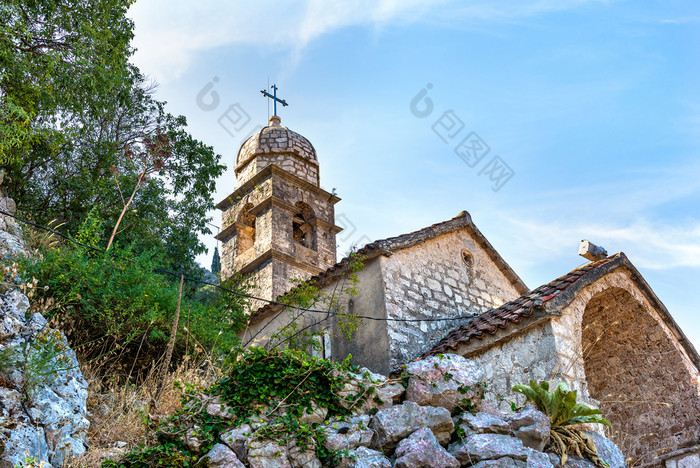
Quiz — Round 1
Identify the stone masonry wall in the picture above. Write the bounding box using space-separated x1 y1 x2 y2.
380 229 521 368
549 269 700 464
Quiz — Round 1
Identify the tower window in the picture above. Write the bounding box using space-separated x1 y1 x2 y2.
293 201 316 249
237 203 256 254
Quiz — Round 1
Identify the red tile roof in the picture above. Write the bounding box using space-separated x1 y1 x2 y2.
423 254 621 357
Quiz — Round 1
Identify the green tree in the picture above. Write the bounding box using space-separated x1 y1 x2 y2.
1 0 224 273
211 246 221 275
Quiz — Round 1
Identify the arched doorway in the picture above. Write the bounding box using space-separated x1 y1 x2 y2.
581 287 700 463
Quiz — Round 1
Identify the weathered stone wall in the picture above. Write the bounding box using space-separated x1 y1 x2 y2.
581 287 700 464
380 229 522 367
549 270 700 464
465 322 562 411
236 153 318 187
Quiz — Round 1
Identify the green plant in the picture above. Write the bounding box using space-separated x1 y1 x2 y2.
512 380 611 466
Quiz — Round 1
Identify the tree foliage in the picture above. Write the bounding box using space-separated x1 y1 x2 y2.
1 0 224 272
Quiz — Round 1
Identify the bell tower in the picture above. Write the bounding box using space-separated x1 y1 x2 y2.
215 115 342 306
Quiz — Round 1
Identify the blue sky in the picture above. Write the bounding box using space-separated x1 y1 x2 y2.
127 0 700 349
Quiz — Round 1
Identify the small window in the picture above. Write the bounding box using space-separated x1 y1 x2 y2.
293 201 316 249
461 249 474 268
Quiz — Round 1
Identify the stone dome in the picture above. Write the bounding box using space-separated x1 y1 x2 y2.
235 116 318 171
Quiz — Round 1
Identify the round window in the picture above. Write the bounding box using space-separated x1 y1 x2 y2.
461 249 474 268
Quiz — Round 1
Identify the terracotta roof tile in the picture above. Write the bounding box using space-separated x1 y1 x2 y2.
423 254 620 357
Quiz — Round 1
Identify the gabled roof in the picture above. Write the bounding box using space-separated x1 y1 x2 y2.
423 253 700 372
247 210 528 325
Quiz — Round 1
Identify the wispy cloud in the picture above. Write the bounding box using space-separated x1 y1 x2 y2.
127 0 608 82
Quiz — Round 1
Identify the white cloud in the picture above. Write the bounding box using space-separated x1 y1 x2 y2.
127 0 607 82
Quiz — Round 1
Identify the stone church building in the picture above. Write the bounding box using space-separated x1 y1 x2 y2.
217 116 700 466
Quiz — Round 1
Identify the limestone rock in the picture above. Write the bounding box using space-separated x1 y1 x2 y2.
322 415 374 451
583 431 626 468
394 427 460 468
369 401 454 450
337 446 392 468
287 439 321 468
206 396 235 419
507 404 550 451
246 438 292 468
221 424 252 460
184 426 203 452
526 448 556 468
404 354 485 412
0 288 89 467
337 367 404 414
448 433 529 464
202 443 246 468
454 411 510 436
473 457 527 468
299 402 328 425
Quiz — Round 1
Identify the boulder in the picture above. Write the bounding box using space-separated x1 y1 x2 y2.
369 401 454 450
473 457 528 468
336 446 392 468
454 411 511 436
404 354 485 412
246 437 292 468
202 443 246 468
526 448 556 468
583 431 626 468
448 433 529 464
205 396 235 419
299 402 328 425
221 424 252 460
394 427 460 468
507 404 550 451
322 415 374 451
287 439 321 468
337 367 404 414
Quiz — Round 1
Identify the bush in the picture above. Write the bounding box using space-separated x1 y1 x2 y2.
18 244 248 380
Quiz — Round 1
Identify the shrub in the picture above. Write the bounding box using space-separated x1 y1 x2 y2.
18 244 248 380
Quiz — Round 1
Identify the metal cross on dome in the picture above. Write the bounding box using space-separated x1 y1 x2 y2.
260 84 288 116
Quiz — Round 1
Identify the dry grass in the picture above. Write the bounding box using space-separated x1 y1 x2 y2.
67 355 223 467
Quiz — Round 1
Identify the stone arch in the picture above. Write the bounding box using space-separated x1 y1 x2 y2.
236 203 256 254
292 201 316 250
581 287 700 463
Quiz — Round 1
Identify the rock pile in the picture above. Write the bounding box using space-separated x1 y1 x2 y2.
183 354 625 468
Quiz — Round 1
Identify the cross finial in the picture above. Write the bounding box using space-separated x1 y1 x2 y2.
260 84 288 118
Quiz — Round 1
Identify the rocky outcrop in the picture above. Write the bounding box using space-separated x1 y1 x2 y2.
0 188 89 468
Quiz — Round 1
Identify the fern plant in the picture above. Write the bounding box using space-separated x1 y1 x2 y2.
512 380 611 467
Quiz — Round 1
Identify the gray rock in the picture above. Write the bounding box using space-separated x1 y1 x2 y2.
508 405 550 451
454 411 511 435
299 402 328 425
473 457 527 468
337 367 404 414
394 427 460 468
322 415 374 451
206 396 235 419
404 354 485 412
337 446 392 468
287 439 321 468
184 426 203 451
221 424 252 460
246 437 292 468
202 443 246 468
448 433 529 464
526 448 556 468
583 431 626 468
0 423 53 468
369 401 454 450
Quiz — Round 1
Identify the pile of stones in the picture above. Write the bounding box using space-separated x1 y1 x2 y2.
188 355 626 468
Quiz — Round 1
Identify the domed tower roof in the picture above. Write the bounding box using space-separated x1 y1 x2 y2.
235 116 318 186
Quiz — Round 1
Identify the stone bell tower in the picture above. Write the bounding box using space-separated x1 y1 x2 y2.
215 115 342 306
